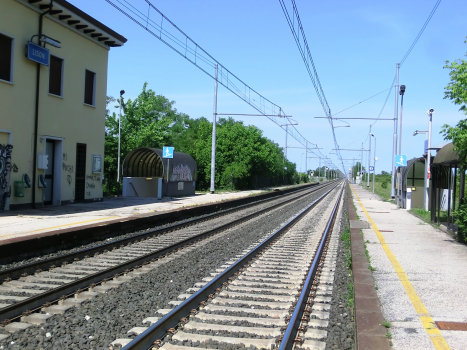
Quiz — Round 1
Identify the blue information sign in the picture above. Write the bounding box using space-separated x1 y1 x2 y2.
369 166 374 171
162 146 174 158
27 42 49 66
395 154 407 167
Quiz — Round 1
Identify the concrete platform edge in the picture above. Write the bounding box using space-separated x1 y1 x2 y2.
0 184 317 264
347 183 391 350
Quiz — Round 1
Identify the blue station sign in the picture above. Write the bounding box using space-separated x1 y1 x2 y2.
395 154 407 167
162 146 174 159
27 42 49 66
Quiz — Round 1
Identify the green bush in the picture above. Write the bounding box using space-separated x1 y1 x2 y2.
454 199 467 242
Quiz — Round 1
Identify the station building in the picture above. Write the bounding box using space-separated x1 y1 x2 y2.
0 0 126 210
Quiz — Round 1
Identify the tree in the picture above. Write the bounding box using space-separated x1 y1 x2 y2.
351 162 365 179
442 39 467 241
121 82 178 153
442 38 467 169
444 37 467 113
103 96 119 194
104 83 186 194
103 84 301 194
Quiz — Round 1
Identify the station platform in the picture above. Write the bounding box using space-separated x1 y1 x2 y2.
350 184 467 350
0 189 269 243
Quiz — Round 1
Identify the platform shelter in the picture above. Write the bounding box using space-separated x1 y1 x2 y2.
430 142 464 232
122 148 197 198
395 157 428 209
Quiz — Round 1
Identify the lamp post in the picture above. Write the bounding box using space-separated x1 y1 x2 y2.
371 133 376 193
361 144 364 185
367 126 372 187
426 109 434 211
391 63 400 199
399 85 406 154
324 167 328 182
117 89 125 183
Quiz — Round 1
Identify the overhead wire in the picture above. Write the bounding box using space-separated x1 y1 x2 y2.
332 87 393 117
400 0 441 66
362 0 441 143
278 0 345 173
104 0 323 159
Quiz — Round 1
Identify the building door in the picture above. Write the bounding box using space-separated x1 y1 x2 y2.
75 143 86 201
44 140 55 205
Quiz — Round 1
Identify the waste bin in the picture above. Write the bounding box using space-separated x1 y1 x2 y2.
14 181 25 197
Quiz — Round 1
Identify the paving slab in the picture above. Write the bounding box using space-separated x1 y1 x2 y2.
351 184 467 350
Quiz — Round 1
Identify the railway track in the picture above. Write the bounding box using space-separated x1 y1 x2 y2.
0 181 337 340
110 182 344 350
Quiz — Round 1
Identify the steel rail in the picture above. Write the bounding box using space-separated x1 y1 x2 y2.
279 183 344 349
122 181 342 350
0 183 325 284
0 182 334 322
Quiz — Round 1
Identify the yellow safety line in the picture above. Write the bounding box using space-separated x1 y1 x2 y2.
0 216 119 239
350 184 450 350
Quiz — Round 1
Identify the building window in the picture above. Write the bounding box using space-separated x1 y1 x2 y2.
49 55 63 96
0 33 13 82
84 69 96 106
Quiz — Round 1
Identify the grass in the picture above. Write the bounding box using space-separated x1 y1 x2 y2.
382 320 392 328
409 208 449 230
362 235 376 272
341 227 355 310
410 208 431 222
340 227 354 310
386 332 392 339
361 181 392 200
341 227 352 269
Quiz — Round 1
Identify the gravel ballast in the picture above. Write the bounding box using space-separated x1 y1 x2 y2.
0 185 325 273
0 185 336 349
324 188 355 350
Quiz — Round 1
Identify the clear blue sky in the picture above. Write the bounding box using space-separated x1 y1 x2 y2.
70 0 467 175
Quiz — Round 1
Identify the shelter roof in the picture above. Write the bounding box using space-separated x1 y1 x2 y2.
428 142 449 151
432 143 459 166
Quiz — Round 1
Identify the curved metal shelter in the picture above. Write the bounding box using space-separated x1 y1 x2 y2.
430 142 462 231
396 157 427 209
123 148 164 178
123 148 197 181
122 148 197 198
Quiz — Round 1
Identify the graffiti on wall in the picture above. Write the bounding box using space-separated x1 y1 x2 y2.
86 175 100 182
170 164 193 182
0 144 13 211
12 164 18 172
62 163 73 173
67 175 72 186
85 174 99 195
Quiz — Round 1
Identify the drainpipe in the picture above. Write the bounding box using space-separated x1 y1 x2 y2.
32 1 53 208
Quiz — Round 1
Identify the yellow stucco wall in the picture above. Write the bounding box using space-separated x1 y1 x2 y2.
0 0 110 208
